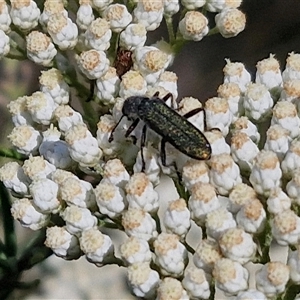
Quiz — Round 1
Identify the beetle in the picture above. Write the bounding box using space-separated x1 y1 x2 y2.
109 93 211 171
113 47 133 79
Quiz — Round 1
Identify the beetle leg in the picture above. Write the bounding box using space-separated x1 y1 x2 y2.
86 80 96 102
183 107 209 131
160 138 167 166
141 124 147 171
161 138 182 181
125 118 140 138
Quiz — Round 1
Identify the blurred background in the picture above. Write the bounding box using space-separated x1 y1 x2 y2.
1 0 300 298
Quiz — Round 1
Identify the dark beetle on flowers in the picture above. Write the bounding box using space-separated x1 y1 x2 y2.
109 92 211 171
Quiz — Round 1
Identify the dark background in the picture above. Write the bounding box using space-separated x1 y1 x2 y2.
1 0 300 123
152 0 300 100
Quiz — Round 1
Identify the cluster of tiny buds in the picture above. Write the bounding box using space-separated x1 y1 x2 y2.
2 0 300 299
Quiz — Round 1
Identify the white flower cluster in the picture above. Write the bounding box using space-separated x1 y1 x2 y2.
2 0 299 299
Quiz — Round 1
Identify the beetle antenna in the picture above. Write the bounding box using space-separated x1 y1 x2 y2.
109 115 125 142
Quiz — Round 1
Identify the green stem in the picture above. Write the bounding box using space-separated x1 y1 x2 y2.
0 148 26 161
207 26 220 36
0 182 16 257
165 15 175 44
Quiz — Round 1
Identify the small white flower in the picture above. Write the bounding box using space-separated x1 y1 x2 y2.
249 150 282 197
39 126 73 169
96 115 122 156
236 199 266 234
126 173 159 213
236 289 267 300
282 52 300 82
189 182 221 226
8 125 42 156
163 198 191 238
215 8 246 38
154 232 188 277
182 267 211 299
227 183 256 214
11 198 50 230
103 4 132 32
102 159 130 188
51 169 77 186
263 124 290 161
232 116 260 144
163 0 179 16
217 82 243 122
281 79 300 104
255 54 283 90
45 226 81 259
26 31 57 66
204 130 231 156
39 0 68 27
122 208 158 241
134 46 169 85
205 97 232 136
133 146 161 186
272 209 300 246
84 18 111 51
7 96 33 127
120 236 152 265
223 59 251 93
178 98 204 127
255 261 290 297
231 132 260 173
94 180 126 218
219 227 257 264
182 160 209 191
243 83 273 121
127 262 160 298
267 187 291 214
10 0 40 31
271 101 300 139
206 207 237 241
0 162 30 196
60 177 96 209
39 68 69 105
181 0 205 10
62 206 97 235
179 11 209 41
79 227 114 266
0 29 10 57
30 178 61 213
76 49 110 80
47 13 78 50
92 0 113 11
0 1 11 32
119 23 147 50
76 0 95 30
209 153 242 196
119 70 147 98
53 105 84 134
156 71 178 101
64 123 102 168
26 91 57 125
213 258 249 295
287 169 300 205
96 68 120 105
288 246 300 284
22 156 56 181
206 0 242 12
281 139 300 179
157 277 189 300
133 0 164 31
193 239 222 273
